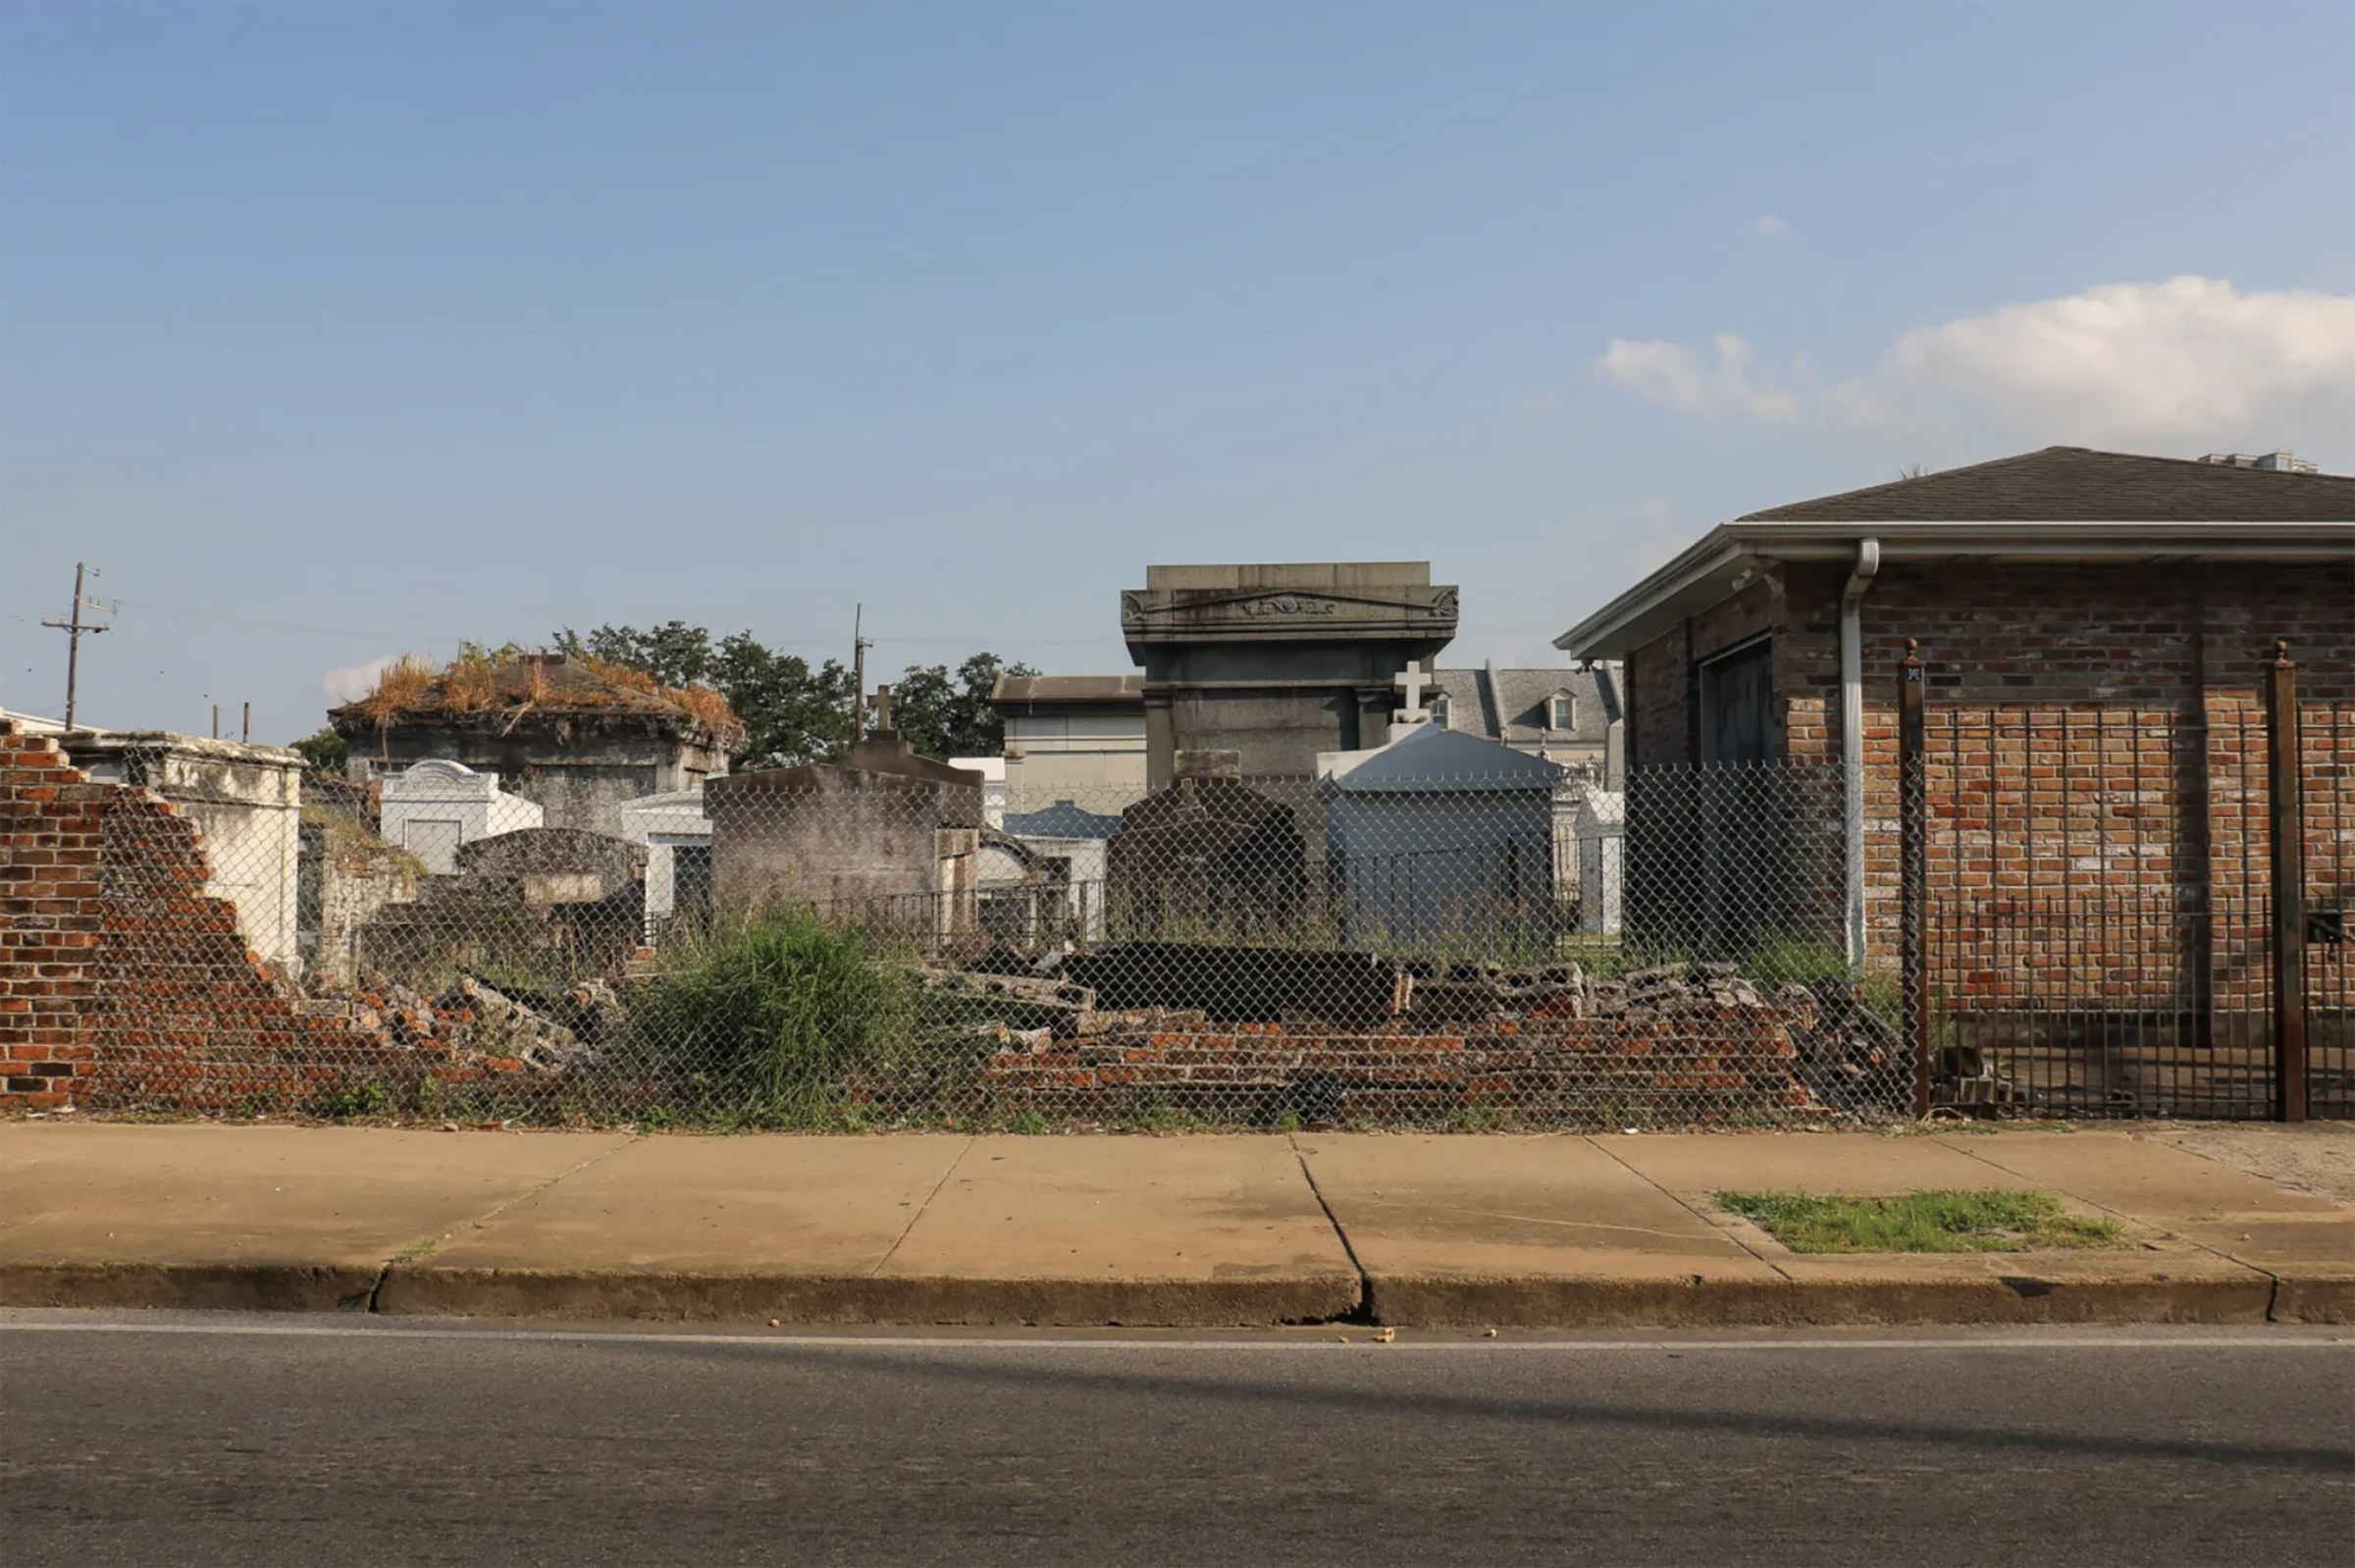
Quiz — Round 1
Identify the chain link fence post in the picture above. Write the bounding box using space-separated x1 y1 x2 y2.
2266 641 2308 1124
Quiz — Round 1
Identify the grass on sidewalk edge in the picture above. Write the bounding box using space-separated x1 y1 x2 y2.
1714 1188 2128 1253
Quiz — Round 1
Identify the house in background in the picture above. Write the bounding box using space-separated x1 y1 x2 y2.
990 673 1148 812
1429 663 1621 772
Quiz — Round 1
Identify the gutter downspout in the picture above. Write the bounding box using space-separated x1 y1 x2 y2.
1840 538 1881 967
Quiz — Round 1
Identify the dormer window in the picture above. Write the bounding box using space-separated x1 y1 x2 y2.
1432 693 1450 729
1548 694 1577 732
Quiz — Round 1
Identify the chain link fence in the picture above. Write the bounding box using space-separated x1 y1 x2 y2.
42 739 1918 1130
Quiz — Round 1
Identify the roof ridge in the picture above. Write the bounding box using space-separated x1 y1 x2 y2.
1737 444 2351 524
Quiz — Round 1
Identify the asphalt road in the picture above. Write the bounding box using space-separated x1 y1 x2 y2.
3 1316 2350 1568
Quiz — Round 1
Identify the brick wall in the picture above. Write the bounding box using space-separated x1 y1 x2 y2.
2 724 528 1113
982 1015 1818 1126
1656 557 2355 1041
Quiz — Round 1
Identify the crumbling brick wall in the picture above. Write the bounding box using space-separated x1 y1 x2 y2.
1 729 104 1108
2 723 526 1113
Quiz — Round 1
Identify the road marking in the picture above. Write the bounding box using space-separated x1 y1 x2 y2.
1 1319 2348 1352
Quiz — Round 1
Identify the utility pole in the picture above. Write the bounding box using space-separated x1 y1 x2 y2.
39 561 114 730
851 603 874 740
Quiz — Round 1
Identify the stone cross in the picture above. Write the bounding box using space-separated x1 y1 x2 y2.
1392 663 1434 725
870 683 894 734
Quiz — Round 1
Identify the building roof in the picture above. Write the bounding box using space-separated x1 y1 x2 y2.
1318 722 1564 794
990 673 1146 709
1739 446 2355 524
1556 445 2355 659
1431 666 1617 748
329 652 741 746
1004 801 1126 841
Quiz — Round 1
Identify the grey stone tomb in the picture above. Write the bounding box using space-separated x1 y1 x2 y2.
1120 562 1459 787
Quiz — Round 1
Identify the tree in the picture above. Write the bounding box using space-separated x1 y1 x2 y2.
888 653 1035 758
549 626 1032 767
290 726 348 775
551 623 855 768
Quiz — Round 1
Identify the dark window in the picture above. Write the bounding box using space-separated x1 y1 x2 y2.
1700 641 1773 764
670 843 713 931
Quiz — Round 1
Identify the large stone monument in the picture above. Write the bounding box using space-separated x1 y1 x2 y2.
1120 562 1459 787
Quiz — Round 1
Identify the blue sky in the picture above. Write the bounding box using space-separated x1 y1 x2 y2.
4 2 2350 742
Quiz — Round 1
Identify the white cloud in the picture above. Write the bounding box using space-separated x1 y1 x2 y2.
1592 333 1800 422
1755 215 1791 238
321 654 398 704
1848 277 2355 447
1595 277 2355 454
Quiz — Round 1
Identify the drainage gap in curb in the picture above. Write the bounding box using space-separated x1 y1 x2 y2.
1292 1147 1375 1326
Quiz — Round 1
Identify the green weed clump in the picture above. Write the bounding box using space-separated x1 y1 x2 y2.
311 1080 392 1121
1715 1188 2125 1253
623 913 917 1122
1746 937 1903 1020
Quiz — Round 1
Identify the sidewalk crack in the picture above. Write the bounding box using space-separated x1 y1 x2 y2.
366 1132 642 1313
1587 1136 1795 1282
871 1137 974 1277
1933 1135 2287 1308
1289 1135 1372 1320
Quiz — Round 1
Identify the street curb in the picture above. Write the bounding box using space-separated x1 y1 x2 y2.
1362 1272 2279 1329
373 1265 1367 1328
0 1262 381 1314
2269 1276 2355 1325
0 1261 2327 1330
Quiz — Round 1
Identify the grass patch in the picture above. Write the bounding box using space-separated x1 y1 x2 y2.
1715 1188 2126 1253
617 912 921 1124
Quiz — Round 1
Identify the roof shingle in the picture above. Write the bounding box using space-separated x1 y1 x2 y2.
1738 446 2354 525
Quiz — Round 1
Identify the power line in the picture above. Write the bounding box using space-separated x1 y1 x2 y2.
38 562 115 728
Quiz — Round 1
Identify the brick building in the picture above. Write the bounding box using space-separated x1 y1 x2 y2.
1553 446 2354 1113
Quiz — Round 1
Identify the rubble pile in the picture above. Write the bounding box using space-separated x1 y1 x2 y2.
960 951 1911 1125
336 972 610 1074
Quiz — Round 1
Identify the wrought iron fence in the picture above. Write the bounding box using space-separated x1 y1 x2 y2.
1912 697 2354 1121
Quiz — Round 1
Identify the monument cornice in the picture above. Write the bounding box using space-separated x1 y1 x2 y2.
1120 585 1459 648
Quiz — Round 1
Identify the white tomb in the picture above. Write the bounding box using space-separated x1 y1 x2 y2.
379 759 543 874
1316 722 1564 949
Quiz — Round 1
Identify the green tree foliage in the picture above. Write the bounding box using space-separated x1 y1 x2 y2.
550 625 1030 766
290 726 349 774
888 652 1034 758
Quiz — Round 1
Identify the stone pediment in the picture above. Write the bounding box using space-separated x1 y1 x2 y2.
1122 584 1458 643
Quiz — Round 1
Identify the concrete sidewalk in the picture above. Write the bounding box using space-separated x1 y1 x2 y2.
4 1122 2351 1328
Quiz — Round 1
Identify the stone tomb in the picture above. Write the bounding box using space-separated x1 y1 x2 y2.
1315 719 1565 950
1121 562 1459 787
702 694 987 950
